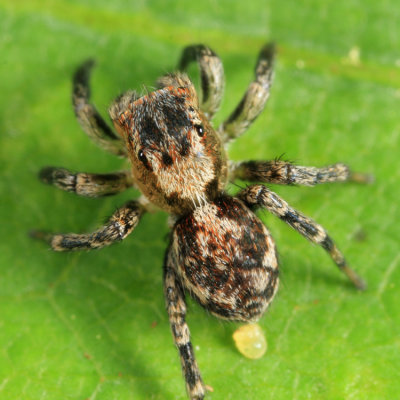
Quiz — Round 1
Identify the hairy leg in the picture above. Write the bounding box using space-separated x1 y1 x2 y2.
164 256 205 400
39 167 134 197
232 160 373 185
73 60 126 157
31 201 143 251
238 184 366 290
220 42 275 143
178 44 224 120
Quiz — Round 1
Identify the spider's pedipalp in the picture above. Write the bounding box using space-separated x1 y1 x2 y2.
73 60 127 157
220 42 275 143
239 185 366 290
179 44 225 120
39 167 134 197
32 200 143 251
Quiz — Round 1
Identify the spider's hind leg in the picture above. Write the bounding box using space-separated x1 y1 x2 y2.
232 160 373 186
178 44 225 120
39 167 134 197
73 60 127 157
239 184 366 290
164 255 205 400
220 42 275 143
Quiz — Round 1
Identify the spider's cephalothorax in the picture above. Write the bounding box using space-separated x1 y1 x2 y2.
33 43 371 400
109 74 227 214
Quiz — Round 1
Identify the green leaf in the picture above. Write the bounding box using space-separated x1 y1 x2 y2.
1 1 399 399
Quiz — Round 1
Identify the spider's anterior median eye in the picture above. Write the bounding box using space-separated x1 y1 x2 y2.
138 149 147 163
138 149 152 170
195 124 205 137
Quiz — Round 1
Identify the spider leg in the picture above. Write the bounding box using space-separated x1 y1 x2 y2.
31 201 143 251
39 167 134 197
73 60 127 157
238 185 366 290
232 160 373 185
178 44 224 120
164 256 205 400
220 42 275 143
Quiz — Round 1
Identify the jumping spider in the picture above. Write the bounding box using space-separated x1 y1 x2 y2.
33 43 370 399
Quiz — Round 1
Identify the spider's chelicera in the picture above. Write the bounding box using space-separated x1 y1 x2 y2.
33 44 370 400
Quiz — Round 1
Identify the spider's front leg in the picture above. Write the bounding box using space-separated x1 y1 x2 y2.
73 60 127 157
232 160 373 186
220 42 275 143
178 44 224 120
31 200 143 251
164 255 205 400
239 185 366 289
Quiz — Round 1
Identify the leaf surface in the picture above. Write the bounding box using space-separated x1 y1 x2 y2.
0 1 399 399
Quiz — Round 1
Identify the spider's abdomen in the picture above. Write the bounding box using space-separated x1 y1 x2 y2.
169 196 279 321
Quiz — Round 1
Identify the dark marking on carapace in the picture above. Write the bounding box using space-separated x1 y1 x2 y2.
140 117 163 146
162 152 173 166
179 136 190 157
162 103 192 138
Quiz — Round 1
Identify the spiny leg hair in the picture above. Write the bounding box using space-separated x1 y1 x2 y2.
239 184 366 290
164 260 205 400
232 160 373 186
220 42 275 143
31 201 143 251
39 167 133 197
73 59 127 157
178 44 225 120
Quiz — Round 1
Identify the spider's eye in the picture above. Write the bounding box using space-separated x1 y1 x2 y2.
138 149 152 170
195 124 205 137
138 149 146 163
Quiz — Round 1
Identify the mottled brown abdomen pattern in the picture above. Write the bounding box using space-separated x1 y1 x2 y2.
170 196 279 321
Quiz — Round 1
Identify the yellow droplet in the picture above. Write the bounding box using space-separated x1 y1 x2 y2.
348 46 361 65
342 46 361 66
232 323 267 359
